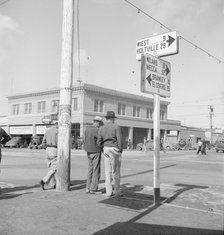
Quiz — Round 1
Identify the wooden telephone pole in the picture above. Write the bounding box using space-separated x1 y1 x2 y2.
56 0 74 191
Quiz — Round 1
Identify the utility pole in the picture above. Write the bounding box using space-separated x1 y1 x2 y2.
56 0 74 192
209 105 214 145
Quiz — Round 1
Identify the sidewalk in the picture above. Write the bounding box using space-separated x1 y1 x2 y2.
0 180 223 235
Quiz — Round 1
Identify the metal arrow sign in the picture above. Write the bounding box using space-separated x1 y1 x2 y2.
141 53 171 97
136 31 179 60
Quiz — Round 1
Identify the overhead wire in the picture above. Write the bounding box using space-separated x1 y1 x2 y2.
123 0 224 64
0 0 10 6
76 0 82 85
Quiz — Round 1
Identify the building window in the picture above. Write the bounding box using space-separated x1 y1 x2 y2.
133 106 140 117
118 103 126 116
37 101 46 113
12 104 19 115
51 100 59 113
160 110 165 120
73 98 78 111
94 99 104 112
24 103 32 114
146 108 153 119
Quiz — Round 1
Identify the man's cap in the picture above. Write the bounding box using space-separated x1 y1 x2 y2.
105 111 117 119
93 116 103 123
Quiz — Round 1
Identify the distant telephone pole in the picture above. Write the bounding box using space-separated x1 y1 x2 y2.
208 105 214 144
56 0 74 192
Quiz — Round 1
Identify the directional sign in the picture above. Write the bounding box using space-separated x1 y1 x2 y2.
136 31 178 60
141 53 171 97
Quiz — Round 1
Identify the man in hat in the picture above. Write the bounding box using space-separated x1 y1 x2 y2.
40 120 58 190
97 111 123 197
84 116 103 194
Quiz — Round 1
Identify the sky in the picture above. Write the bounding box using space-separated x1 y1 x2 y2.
0 0 224 129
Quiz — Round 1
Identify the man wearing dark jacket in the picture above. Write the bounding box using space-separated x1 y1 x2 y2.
0 127 11 194
97 111 123 197
0 127 11 163
84 116 103 194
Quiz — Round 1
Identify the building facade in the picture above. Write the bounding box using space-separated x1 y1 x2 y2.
2 83 181 148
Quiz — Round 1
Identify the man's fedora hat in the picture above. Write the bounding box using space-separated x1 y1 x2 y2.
105 111 117 118
93 116 103 123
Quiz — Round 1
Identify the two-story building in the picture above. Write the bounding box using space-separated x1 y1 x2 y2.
2 83 181 148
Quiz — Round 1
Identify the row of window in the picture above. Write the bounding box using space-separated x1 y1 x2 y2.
11 98 166 120
12 98 78 115
94 100 166 120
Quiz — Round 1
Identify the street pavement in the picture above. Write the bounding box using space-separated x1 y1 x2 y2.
0 149 223 235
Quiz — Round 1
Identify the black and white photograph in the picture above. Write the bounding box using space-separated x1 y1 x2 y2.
0 0 223 234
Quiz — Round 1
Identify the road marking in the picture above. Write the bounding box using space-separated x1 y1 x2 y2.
121 167 132 171
163 202 223 215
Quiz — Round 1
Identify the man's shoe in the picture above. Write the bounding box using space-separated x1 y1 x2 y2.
106 193 115 198
86 189 90 194
40 180 45 190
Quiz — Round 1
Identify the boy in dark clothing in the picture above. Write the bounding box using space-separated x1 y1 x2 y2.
0 127 11 194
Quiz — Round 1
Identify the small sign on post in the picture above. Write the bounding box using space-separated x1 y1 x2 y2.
136 31 178 60
141 53 171 98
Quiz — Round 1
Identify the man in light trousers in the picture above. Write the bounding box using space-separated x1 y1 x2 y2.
40 121 58 190
97 111 123 197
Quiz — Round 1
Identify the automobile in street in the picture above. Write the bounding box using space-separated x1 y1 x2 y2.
215 137 224 153
4 136 28 148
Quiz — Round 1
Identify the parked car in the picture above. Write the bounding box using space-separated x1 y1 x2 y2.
215 138 224 153
136 140 154 151
28 136 43 149
5 137 27 148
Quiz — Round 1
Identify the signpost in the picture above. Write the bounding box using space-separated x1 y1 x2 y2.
136 31 178 60
138 31 178 205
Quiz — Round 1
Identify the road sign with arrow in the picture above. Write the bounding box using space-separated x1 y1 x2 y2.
136 31 178 60
141 53 171 97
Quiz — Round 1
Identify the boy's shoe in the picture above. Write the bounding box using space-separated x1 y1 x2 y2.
90 190 102 195
40 180 45 190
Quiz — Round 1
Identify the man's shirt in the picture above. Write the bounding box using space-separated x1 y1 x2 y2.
42 125 58 147
97 122 122 152
84 125 101 153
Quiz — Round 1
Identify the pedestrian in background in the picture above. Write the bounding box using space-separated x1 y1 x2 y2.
40 120 58 190
127 139 132 150
201 139 207 155
142 137 147 152
97 111 123 198
84 116 103 194
0 127 11 194
196 139 203 155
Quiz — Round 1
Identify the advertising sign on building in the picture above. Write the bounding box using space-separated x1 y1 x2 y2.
10 126 33 135
141 53 171 97
36 125 47 135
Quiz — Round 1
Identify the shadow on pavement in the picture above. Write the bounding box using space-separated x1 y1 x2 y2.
163 183 208 204
0 192 33 200
92 222 222 235
99 183 209 221
121 164 177 180
1 184 40 194
69 180 87 191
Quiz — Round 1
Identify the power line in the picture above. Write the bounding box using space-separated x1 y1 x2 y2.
123 0 224 64
0 0 10 6
169 103 224 108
